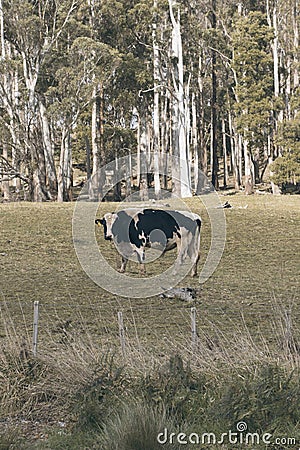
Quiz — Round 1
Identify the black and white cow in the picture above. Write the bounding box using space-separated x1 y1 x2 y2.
95 208 201 276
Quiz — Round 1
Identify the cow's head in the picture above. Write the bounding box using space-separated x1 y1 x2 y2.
95 213 118 241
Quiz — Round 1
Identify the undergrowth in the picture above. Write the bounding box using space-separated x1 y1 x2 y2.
0 308 299 450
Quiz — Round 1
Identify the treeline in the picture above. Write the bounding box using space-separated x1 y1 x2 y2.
0 0 299 201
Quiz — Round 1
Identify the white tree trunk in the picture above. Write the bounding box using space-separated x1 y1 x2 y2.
57 126 72 202
292 0 299 94
90 84 101 199
169 0 192 198
228 109 239 190
39 100 57 195
191 92 198 192
243 138 254 195
222 117 228 188
138 111 149 201
152 0 161 198
1 144 10 200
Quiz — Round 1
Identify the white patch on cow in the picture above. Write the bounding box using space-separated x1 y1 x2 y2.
138 230 147 244
175 210 201 221
103 212 118 238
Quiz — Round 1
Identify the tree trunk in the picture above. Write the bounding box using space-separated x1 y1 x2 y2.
85 134 92 193
169 0 192 198
39 99 57 196
243 139 254 195
170 84 181 197
138 109 149 201
112 150 121 201
1 143 10 200
267 1 282 193
90 83 104 200
0 3 9 199
153 0 161 198
196 56 208 193
57 126 72 202
161 92 169 189
210 0 218 189
228 107 241 190
292 0 299 97
191 92 198 192
222 117 228 188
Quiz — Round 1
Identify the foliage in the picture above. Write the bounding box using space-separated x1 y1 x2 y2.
0 0 299 198
72 352 125 431
98 400 180 450
141 354 210 425
0 343 50 418
271 98 300 188
32 431 98 450
212 364 300 438
231 11 275 148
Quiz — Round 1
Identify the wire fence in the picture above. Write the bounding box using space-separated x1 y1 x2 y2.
0 296 299 360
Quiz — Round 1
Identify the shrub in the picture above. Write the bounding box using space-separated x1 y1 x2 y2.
29 431 98 450
141 354 210 425
98 399 180 450
213 364 300 435
72 351 125 431
0 344 50 418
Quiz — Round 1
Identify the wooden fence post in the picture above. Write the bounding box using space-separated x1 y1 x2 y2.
191 307 197 349
117 311 126 357
32 301 39 356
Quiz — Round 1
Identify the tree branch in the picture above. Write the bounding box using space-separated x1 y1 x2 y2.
0 155 28 183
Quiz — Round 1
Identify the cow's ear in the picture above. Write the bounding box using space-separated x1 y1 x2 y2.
95 219 104 226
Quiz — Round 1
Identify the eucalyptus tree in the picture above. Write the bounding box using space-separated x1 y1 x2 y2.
0 0 78 200
266 0 299 191
231 10 275 193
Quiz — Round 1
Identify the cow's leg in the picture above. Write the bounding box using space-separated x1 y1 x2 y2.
135 247 146 275
191 253 200 277
190 231 201 277
173 236 187 275
119 256 128 273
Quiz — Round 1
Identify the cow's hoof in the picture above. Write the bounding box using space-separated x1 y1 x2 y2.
118 268 125 273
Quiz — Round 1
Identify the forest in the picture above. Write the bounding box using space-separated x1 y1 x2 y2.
0 0 299 202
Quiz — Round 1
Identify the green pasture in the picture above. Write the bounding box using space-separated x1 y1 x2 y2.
0 194 299 356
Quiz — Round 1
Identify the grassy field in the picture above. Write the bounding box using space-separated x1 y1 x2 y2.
0 194 299 352
0 194 299 448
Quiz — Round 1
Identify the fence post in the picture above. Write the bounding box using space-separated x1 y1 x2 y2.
191 307 197 349
117 311 126 357
32 301 39 356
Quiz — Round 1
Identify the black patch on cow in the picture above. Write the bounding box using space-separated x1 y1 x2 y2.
133 209 181 248
196 218 202 230
95 218 111 240
170 211 201 236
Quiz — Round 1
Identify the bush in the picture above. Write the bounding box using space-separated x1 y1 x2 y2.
30 431 98 450
213 364 300 436
0 345 50 418
272 115 300 191
72 351 125 431
141 354 210 425
98 400 180 450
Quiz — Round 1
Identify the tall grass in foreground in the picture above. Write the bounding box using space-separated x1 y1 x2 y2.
0 301 299 449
